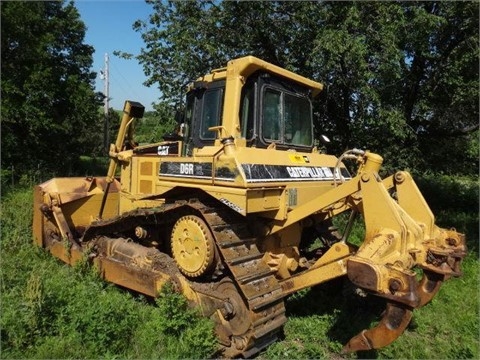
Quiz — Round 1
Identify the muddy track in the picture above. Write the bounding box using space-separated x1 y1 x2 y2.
80 199 287 358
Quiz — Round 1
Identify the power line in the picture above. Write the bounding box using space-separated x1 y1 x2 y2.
110 59 143 101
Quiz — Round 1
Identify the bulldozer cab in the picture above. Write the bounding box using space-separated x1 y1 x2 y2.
182 79 226 153
180 57 321 156
243 72 314 149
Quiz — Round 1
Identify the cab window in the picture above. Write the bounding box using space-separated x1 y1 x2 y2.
284 93 312 146
262 89 282 141
200 88 223 140
240 81 255 140
261 87 313 147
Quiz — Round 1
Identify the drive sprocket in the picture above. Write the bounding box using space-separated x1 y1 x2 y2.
171 215 216 278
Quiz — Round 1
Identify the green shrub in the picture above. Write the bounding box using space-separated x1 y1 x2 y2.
416 174 479 252
77 156 109 177
132 283 218 359
416 174 479 214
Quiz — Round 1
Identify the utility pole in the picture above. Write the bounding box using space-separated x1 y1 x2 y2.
101 53 110 152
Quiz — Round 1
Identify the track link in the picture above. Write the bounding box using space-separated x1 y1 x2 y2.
192 202 287 357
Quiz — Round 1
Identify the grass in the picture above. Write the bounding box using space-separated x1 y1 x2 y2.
259 252 478 359
0 188 218 359
1 173 478 359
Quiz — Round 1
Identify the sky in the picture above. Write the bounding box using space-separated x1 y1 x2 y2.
76 0 158 111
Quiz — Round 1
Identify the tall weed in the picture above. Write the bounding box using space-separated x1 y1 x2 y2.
132 284 218 359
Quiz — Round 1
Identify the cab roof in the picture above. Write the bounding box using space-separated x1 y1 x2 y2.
191 56 324 98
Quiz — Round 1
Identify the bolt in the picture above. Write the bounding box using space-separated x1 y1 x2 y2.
40 203 51 214
389 279 402 294
361 173 370 182
394 172 405 184
135 226 148 239
446 237 457 246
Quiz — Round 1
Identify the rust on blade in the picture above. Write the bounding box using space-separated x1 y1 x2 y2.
341 302 413 354
417 270 444 307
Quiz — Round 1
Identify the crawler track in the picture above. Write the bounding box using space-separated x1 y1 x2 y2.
80 199 286 358
192 201 287 357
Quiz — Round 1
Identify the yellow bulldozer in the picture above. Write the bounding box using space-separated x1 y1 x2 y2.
33 56 466 357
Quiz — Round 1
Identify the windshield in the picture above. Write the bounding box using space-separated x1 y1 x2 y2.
262 88 312 147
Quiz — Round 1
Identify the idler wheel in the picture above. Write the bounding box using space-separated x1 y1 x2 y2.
215 278 251 336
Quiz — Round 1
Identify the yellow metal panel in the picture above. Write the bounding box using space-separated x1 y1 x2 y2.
120 162 131 193
247 189 282 211
131 157 161 195
140 161 153 175
288 153 308 164
139 180 152 194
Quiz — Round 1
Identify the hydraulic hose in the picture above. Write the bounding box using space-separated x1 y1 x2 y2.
333 148 365 187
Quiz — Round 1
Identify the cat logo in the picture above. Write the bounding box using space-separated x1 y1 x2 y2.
157 145 169 155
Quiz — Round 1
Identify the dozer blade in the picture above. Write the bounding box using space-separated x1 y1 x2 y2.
341 301 413 354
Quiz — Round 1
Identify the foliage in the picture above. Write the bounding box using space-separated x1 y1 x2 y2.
104 107 122 154
0 188 218 359
416 174 479 253
131 1 478 175
132 283 218 359
77 155 109 177
1 1 104 178
417 173 479 215
134 104 177 145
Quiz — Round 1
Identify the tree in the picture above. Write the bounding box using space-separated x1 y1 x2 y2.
1 0 103 177
132 0 478 175
134 104 177 144
400 2 479 174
